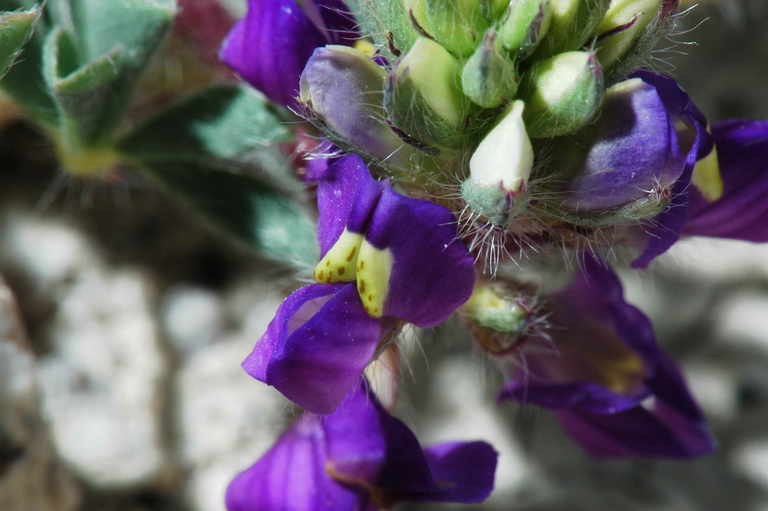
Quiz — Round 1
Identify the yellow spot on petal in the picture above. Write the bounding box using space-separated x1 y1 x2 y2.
355 239 393 318
692 142 724 202
354 39 377 59
314 229 362 284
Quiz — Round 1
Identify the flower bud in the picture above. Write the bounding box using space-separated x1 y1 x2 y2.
596 0 663 67
414 0 499 57
498 0 552 59
385 36 468 147
534 0 611 58
461 30 519 108
461 100 533 224
462 283 533 355
299 45 409 164
518 50 604 138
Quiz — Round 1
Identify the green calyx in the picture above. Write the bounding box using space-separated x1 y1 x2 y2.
461 30 519 108
519 50 604 138
498 0 552 58
386 36 469 148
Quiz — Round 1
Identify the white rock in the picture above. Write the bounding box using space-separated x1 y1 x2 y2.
162 285 225 354
0 279 81 511
38 268 166 487
0 213 97 293
177 280 286 511
410 356 532 502
716 292 768 353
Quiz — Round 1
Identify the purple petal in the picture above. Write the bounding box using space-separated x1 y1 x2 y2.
301 0 358 44
366 185 476 327
557 396 714 458
564 77 682 211
226 414 360 511
228 382 497 510
500 257 652 414
684 120 768 241
242 283 383 414
315 154 383 256
629 70 712 268
499 256 714 457
326 383 497 504
220 0 327 107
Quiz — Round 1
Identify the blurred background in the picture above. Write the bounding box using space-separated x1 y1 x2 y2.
2 1 768 510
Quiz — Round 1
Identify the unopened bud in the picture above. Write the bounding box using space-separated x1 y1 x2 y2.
461 30 519 108
596 0 663 67
462 283 533 355
385 37 467 147
519 51 604 138
498 0 552 59
415 0 497 57
462 100 533 224
535 0 611 58
300 45 408 164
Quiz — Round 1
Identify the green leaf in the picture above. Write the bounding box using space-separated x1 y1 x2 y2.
71 0 175 64
43 27 133 146
0 6 40 78
142 161 319 269
0 4 58 124
58 0 176 140
119 85 296 191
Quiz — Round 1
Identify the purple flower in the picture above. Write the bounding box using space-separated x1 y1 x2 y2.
684 120 768 242
244 154 475 413
626 71 713 267
499 255 714 458
226 382 498 510
219 0 355 108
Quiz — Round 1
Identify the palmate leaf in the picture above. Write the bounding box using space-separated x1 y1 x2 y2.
0 6 40 78
142 161 319 269
0 2 57 124
46 0 177 143
119 84 297 191
120 83 317 267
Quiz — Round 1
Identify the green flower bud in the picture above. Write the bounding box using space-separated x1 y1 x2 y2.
596 0 662 67
534 0 611 58
385 36 468 147
461 30 519 108
498 0 552 59
462 283 533 355
300 45 411 165
519 50 604 138
461 100 533 224
415 0 499 57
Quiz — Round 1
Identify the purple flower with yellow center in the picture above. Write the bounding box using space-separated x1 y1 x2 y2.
227 382 497 510
244 153 475 414
499 256 714 458
683 119 768 242
219 0 355 108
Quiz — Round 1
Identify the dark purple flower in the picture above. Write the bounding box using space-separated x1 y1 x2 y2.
563 75 687 212
226 382 498 510
219 0 356 108
499 255 714 458
244 154 475 413
627 71 712 268
683 120 768 242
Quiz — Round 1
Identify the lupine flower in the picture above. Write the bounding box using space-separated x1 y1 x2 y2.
684 120 768 242
227 382 498 510
219 0 355 107
243 154 475 414
499 256 715 458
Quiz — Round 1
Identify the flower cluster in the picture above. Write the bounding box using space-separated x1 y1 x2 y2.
219 0 768 509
